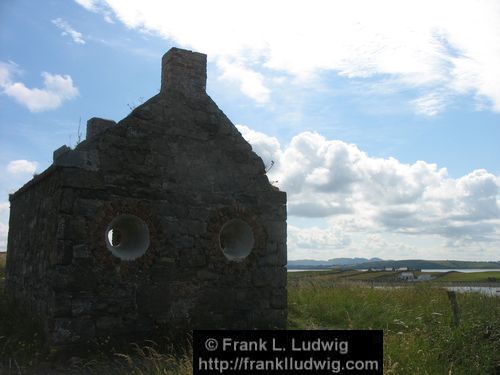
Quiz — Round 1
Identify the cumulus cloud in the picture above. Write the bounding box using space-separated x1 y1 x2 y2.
0 61 78 112
217 60 270 104
0 222 7 251
288 224 351 258
74 0 114 23
236 124 280 168
76 0 500 112
239 125 500 258
52 18 86 44
6 160 38 175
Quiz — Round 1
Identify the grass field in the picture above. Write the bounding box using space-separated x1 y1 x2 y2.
289 268 500 283
288 273 500 374
1 257 499 374
436 271 500 282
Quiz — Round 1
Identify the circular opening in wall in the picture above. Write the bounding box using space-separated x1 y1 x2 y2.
219 219 254 261
105 214 150 260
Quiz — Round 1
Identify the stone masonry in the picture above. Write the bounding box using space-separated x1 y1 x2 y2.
6 48 287 348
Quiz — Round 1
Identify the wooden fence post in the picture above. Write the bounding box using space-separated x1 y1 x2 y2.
446 290 460 327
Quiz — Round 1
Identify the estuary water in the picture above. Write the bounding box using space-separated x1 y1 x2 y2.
287 268 500 273
421 269 500 273
445 286 500 297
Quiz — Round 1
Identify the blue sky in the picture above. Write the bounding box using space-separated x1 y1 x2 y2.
1 0 499 261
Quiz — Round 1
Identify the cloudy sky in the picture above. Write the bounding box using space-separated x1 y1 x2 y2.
1 0 499 261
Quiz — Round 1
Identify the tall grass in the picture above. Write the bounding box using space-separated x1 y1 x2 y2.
80 343 193 375
1 258 499 374
288 279 500 374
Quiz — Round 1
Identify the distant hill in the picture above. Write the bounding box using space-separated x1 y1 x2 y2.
329 257 383 265
287 257 382 269
287 257 500 270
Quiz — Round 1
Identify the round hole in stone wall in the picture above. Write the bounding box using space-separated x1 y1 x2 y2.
105 214 150 260
219 219 254 261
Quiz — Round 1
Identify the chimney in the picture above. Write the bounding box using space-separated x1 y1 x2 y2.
86 117 116 139
161 48 207 98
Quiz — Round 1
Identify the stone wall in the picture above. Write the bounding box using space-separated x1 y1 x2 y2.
6 167 63 338
6 47 287 349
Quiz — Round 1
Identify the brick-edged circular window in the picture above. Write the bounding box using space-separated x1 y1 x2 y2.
219 218 254 261
105 214 150 260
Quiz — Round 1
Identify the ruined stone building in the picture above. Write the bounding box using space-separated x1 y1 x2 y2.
6 48 287 347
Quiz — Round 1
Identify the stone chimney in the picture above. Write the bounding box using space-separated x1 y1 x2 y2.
86 117 116 139
161 48 207 98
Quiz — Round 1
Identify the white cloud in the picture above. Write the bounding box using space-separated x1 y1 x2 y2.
217 60 270 103
0 202 8 215
0 222 7 252
236 124 280 168
74 0 98 11
239 125 500 259
52 18 86 44
0 61 78 112
77 0 500 112
288 224 351 258
74 0 114 23
0 61 17 85
412 92 449 116
6 160 38 175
